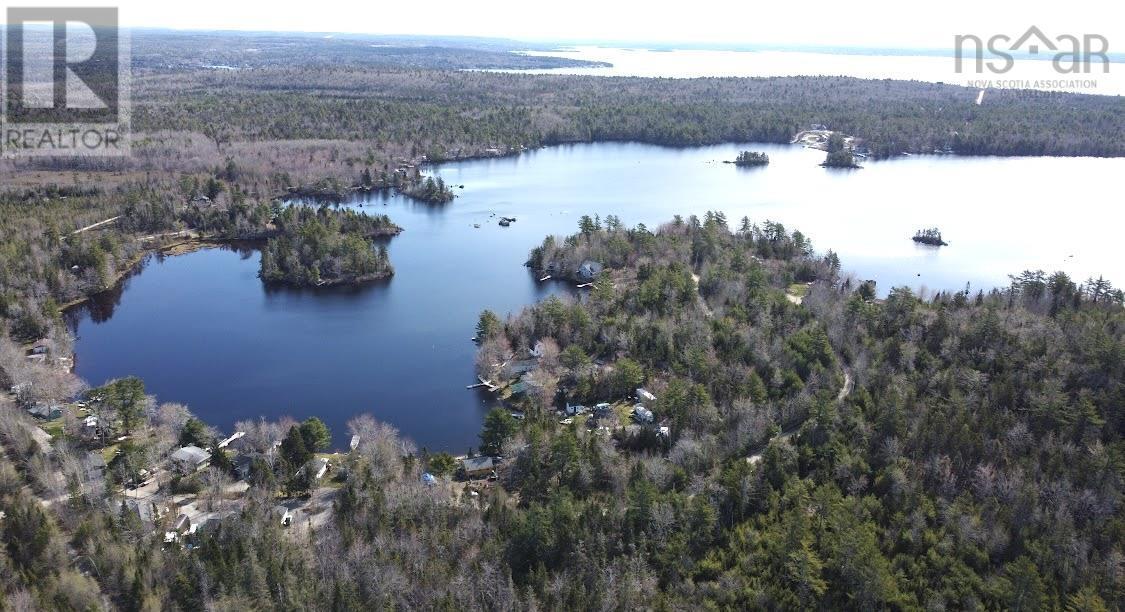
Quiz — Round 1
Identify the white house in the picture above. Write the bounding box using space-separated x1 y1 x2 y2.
636 388 657 403
565 403 589 416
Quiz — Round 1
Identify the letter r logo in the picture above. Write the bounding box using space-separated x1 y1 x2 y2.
5 7 120 123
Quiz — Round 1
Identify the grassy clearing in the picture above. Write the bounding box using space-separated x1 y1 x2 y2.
787 283 810 298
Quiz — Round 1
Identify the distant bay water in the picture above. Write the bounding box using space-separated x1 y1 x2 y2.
504 46 1124 95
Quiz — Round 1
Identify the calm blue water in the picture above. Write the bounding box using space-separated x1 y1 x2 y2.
69 143 1124 449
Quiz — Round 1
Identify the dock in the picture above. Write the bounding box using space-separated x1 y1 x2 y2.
467 376 499 392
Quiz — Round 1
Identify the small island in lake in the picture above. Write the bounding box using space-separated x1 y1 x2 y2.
820 149 861 168
400 176 455 204
912 227 948 246
729 150 770 166
259 206 401 286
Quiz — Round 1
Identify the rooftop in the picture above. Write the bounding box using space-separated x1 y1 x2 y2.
462 456 495 472
170 446 211 465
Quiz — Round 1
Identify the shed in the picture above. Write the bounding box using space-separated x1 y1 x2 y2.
272 505 293 527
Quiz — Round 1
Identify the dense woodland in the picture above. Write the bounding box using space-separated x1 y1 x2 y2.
131 68 1125 158
1 215 1121 609
259 206 398 286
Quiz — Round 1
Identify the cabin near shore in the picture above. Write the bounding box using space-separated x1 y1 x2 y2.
577 260 604 281
461 456 496 480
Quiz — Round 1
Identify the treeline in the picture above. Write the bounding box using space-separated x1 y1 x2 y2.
132 67 1125 158
260 206 398 286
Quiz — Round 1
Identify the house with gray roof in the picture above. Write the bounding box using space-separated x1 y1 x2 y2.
170 446 211 474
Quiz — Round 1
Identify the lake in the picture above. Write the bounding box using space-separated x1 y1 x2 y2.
68 142 1125 450
510 47 1124 95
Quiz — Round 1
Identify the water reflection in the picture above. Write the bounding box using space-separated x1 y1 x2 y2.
69 142 1124 450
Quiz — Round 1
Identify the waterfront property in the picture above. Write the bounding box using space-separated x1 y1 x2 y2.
69 142 1125 451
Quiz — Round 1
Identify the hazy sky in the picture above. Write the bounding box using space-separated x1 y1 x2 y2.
11 0 1125 50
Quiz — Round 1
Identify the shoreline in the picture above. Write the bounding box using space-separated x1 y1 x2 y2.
58 234 272 314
